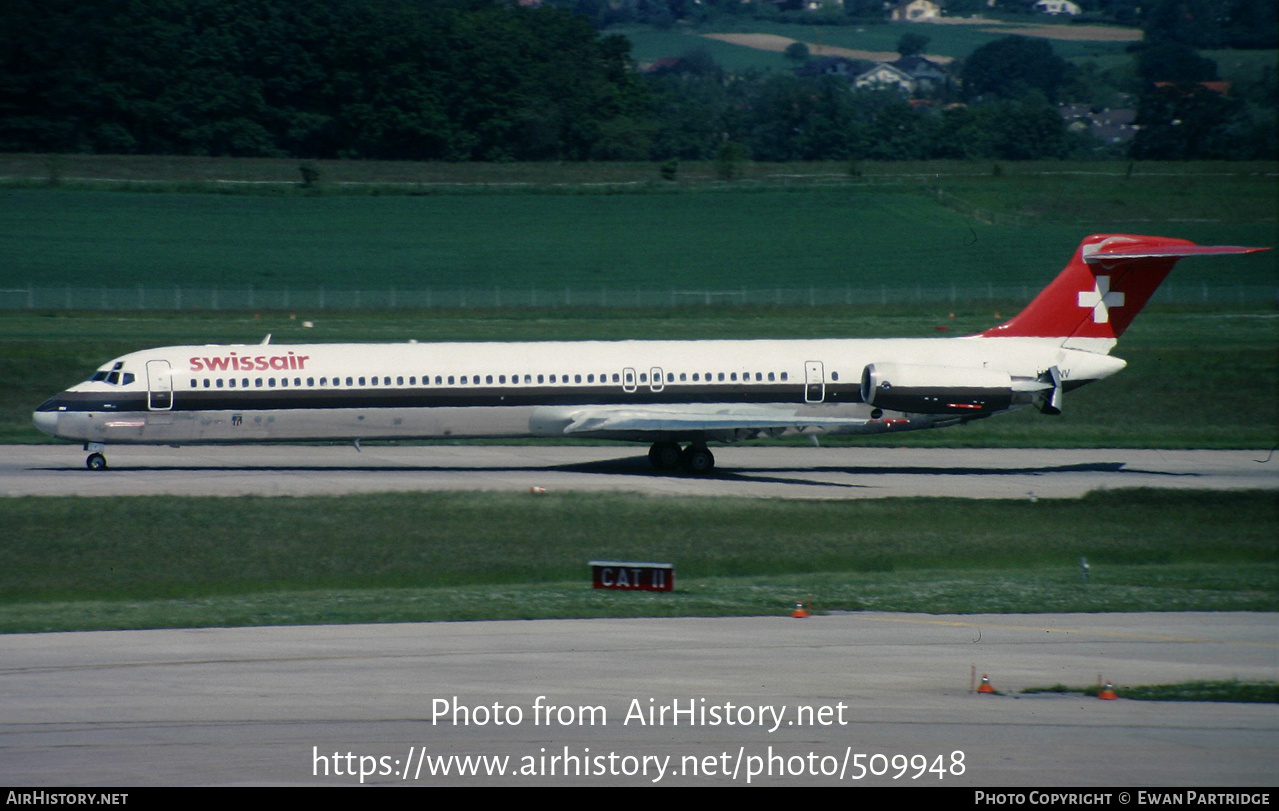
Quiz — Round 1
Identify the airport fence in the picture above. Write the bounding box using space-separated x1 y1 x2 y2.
0 283 1275 311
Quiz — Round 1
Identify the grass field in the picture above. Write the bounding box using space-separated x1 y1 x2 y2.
616 19 1138 68
0 489 1273 633
1 161 1274 293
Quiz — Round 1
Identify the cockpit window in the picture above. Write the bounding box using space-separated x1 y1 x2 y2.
89 363 135 386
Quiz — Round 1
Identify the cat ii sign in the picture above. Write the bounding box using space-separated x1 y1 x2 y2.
590 561 674 592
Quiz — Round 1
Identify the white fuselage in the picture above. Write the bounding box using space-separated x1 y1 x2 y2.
34 336 1125 447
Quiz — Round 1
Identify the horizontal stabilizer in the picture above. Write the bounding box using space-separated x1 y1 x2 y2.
1084 244 1268 262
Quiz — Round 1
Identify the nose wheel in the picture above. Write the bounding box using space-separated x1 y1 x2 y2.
86 452 107 471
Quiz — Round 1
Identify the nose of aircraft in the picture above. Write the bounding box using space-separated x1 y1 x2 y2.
32 408 59 437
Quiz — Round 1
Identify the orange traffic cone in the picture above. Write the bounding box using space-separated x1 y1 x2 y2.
791 599 808 619
1098 681 1118 700
977 674 996 694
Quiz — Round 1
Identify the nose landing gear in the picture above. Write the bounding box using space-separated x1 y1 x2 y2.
84 443 108 471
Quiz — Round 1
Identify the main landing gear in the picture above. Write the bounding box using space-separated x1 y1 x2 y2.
647 441 715 474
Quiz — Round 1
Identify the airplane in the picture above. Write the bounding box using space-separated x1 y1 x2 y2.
33 234 1267 473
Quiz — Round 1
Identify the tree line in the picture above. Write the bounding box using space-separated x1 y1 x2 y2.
0 0 647 160
1 0 1272 162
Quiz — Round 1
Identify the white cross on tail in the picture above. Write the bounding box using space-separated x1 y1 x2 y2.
1078 276 1125 323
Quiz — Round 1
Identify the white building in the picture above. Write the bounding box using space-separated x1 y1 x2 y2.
1033 0 1081 15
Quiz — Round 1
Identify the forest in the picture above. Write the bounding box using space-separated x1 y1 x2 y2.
1 0 1273 161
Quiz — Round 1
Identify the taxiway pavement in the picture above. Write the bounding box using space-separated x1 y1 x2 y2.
1 613 1275 786
4 445 1277 499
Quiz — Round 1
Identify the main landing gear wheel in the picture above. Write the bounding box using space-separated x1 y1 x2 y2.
648 441 682 471
86 453 107 471
680 444 715 474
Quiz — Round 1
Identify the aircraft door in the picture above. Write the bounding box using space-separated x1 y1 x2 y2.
146 360 173 411
804 361 825 403
649 367 664 393
622 367 637 393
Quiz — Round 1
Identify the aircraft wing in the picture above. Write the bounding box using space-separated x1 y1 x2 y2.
553 406 872 438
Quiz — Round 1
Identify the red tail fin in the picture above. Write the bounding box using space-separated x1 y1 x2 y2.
980 234 1267 348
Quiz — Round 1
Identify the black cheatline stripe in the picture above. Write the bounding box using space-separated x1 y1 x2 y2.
44 385 864 413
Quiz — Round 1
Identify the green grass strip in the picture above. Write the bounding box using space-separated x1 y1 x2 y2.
1 489 1274 633
1024 680 1279 703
